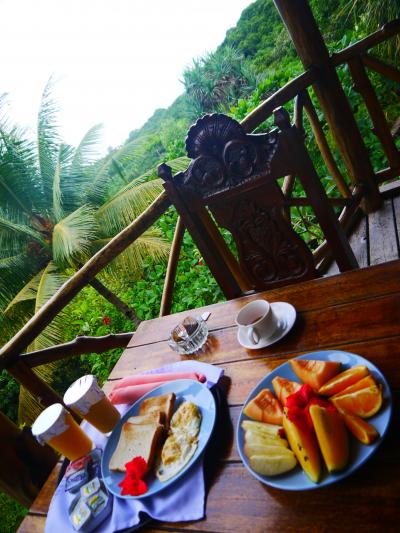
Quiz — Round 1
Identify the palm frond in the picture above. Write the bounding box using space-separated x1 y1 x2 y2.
4 268 44 313
86 135 155 205
100 228 170 281
0 207 46 244
70 124 103 174
37 77 61 204
96 178 163 234
52 205 98 266
0 251 40 310
52 146 63 222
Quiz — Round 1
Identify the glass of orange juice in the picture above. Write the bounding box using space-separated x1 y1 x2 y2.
31 403 93 461
63 375 120 434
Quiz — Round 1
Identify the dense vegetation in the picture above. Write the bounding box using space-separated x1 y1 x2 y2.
1 0 399 529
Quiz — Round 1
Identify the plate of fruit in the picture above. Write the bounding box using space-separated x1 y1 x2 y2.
237 350 392 490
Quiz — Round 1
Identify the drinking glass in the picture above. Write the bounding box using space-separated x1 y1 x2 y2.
31 403 93 461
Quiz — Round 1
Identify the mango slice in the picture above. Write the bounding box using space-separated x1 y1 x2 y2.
309 404 349 472
282 410 321 483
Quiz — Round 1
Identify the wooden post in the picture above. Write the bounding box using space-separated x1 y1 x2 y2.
0 411 58 507
273 0 382 213
159 216 185 317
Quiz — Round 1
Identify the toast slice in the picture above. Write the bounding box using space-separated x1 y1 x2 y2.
139 393 176 428
109 421 163 472
127 412 164 426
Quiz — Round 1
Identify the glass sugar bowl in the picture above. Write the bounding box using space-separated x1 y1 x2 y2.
168 316 208 355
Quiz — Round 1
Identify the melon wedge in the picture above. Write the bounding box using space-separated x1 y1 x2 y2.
341 413 379 445
309 404 349 472
290 359 341 391
272 376 302 406
318 365 370 396
282 410 321 483
243 389 283 425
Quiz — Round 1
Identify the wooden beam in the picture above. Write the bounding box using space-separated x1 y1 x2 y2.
0 192 171 364
363 54 400 84
240 69 317 133
331 20 400 66
302 91 351 198
273 0 381 213
348 56 400 169
4 333 133 369
159 216 185 317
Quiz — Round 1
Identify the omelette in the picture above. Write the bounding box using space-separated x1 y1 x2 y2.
156 401 202 482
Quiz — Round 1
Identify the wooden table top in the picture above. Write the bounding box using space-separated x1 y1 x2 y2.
19 260 400 532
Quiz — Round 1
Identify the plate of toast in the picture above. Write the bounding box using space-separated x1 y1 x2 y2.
101 379 216 499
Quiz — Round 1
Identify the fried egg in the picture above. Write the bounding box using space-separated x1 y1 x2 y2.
156 401 202 482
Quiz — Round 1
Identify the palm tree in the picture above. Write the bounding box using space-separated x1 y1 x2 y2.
0 81 188 423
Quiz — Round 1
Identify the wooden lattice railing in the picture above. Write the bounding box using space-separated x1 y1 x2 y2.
1 4 400 506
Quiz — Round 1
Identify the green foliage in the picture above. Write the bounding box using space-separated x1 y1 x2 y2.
0 493 27 533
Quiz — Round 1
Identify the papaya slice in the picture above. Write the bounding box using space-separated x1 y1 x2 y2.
290 359 341 391
309 404 349 472
272 376 301 406
331 385 382 418
331 374 376 399
243 389 283 425
318 366 370 396
282 409 321 483
341 413 380 445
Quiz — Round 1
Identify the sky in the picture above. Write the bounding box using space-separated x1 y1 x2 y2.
0 0 254 154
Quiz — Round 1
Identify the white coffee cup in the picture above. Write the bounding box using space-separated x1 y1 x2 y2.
236 299 280 345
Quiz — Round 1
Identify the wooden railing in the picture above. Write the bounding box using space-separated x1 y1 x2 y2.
1 7 400 506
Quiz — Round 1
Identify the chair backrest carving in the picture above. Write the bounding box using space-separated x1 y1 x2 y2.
159 110 357 299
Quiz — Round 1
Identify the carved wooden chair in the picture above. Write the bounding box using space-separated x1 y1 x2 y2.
158 109 358 300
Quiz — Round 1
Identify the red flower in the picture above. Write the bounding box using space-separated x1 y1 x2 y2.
118 456 148 496
198 260 204 267
103 316 111 325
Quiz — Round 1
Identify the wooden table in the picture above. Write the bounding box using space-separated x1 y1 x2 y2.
19 260 400 532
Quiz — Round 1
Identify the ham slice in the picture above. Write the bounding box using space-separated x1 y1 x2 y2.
109 382 166 404
111 371 206 390
108 371 206 405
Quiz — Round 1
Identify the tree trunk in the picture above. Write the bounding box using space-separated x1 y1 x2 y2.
89 277 140 327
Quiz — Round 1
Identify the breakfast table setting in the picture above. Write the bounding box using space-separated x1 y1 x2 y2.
19 259 400 533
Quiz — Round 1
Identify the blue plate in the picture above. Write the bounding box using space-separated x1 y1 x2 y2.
101 379 216 499
237 350 392 491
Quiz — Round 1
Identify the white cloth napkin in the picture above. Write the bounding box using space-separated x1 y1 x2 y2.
45 360 224 532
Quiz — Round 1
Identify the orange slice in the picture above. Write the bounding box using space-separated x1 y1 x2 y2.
331 374 376 399
243 389 283 425
331 385 382 418
290 359 341 391
318 365 370 396
341 413 380 445
272 376 301 406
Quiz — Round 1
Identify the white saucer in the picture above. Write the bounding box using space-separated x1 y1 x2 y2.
237 302 296 350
